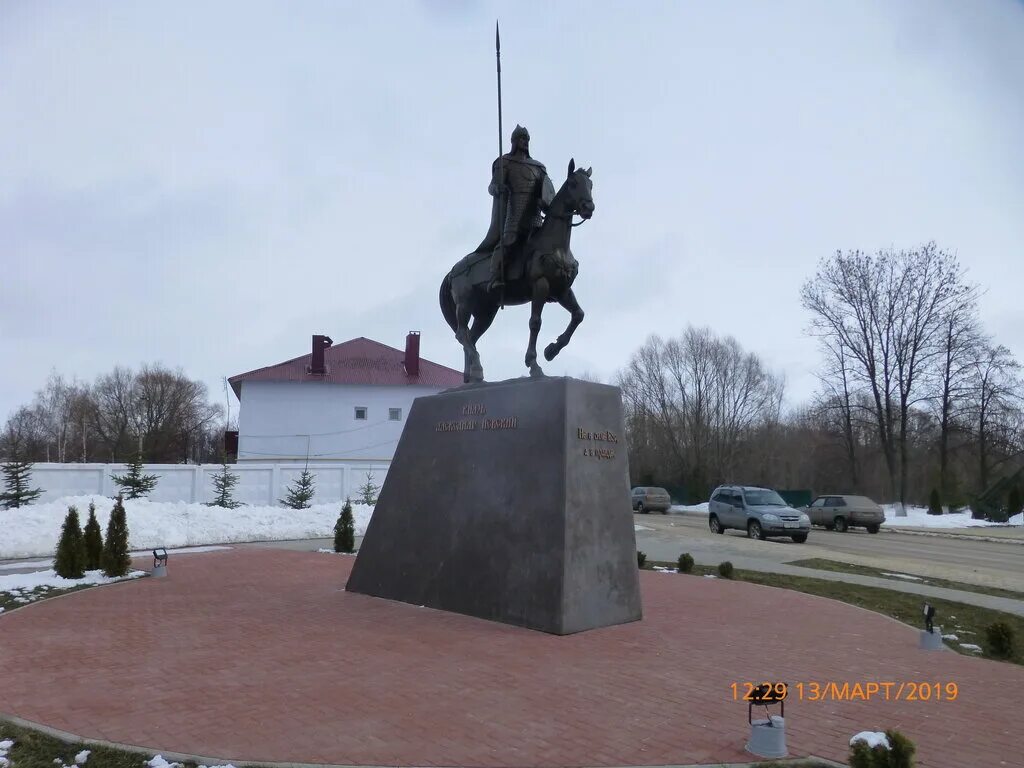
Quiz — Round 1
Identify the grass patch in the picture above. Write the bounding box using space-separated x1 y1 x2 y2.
644 560 1024 665
786 558 1024 600
0 717 842 768
0 719 197 768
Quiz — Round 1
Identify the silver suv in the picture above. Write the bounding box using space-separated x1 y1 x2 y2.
708 485 811 543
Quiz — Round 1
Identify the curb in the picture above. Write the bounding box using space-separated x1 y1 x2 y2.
659 510 1024 544
883 528 1024 545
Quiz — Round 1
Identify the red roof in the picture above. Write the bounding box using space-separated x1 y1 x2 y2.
229 337 463 398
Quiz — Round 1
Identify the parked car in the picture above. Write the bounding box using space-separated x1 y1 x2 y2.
805 495 884 533
707 485 811 542
631 486 672 514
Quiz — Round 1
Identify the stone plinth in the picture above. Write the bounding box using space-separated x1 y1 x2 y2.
345 376 642 635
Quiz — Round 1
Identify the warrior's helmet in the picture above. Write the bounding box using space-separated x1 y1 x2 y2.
511 124 530 155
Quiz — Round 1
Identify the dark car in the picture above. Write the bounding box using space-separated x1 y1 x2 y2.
631 486 671 514
805 494 884 533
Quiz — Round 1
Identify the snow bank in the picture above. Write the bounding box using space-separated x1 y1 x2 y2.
670 502 709 514
0 569 145 599
882 504 1021 528
0 495 374 559
668 499 1022 527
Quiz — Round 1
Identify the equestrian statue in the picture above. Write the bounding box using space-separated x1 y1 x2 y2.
439 131 594 383
438 27 595 383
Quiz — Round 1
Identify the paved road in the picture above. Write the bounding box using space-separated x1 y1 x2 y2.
634 513 1024 592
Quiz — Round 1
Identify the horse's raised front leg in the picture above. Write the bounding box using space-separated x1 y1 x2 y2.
525 277 549 377
455 302 483 383
544 288 585 362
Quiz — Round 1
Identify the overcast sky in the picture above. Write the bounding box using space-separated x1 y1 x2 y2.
2 0 1022 421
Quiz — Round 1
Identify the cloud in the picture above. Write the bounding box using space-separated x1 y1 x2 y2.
1 0 1022 419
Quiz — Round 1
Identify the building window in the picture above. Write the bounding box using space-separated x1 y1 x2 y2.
389 408 402 421
354 406 367 420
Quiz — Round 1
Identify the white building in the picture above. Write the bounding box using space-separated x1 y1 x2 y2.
229 333 463 468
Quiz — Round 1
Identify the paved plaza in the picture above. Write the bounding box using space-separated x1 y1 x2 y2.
0 549 1020 767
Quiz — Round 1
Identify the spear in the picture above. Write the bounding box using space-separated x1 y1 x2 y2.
496 21 505 308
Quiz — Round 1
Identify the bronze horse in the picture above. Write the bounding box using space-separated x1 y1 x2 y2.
440 159 594 383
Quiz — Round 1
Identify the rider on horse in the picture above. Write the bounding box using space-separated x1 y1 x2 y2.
475 125 556 291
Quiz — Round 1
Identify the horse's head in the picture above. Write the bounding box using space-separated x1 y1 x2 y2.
563 158 595 220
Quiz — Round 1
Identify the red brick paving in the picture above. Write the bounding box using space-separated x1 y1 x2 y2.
0 549 1019 767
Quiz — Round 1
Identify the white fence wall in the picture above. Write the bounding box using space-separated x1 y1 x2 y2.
27 462 390 506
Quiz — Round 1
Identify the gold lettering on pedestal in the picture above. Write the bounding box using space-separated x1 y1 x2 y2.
436 408 518 433
576 426 618 459
482 416 518 430
435 419 478 432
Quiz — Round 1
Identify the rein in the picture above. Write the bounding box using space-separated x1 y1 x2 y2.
544 209 589 228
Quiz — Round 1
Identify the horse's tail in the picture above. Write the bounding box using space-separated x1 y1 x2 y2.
439 272 458 333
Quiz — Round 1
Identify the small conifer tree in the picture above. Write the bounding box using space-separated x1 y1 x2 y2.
927 487 942 515
357 471 379 506
1008 485 1023 519
207 454 241 508
54 505 86 579
101 495 131 577
0 458 43 509
111 451 159 499
334 498 356 553
281 469 316 509
83 502 104 570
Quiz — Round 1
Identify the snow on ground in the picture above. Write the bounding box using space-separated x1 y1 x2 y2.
0 738 14 768
74 750 90 764
880 572 923 581
668 499 1022 527
0 495 374 559
850 731 889 749
633 524 652 531
882 504 1021 528
0 569 145 603
959 643 983 653
670 502 709 514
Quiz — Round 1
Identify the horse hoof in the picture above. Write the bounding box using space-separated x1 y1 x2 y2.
544 343 559 362
469 366 484 383
529 364 544 378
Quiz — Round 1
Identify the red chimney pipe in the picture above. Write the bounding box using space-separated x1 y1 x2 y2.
310 334 332 375
405 331 421 377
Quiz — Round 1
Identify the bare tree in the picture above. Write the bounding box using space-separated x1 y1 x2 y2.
802 243 973 512
131 364 222 462
890 244 974 509
813 338 862 488
90 366 138 460
931 298 982 501
0 406 46 460
970 344 1022 492
618 326 783 500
